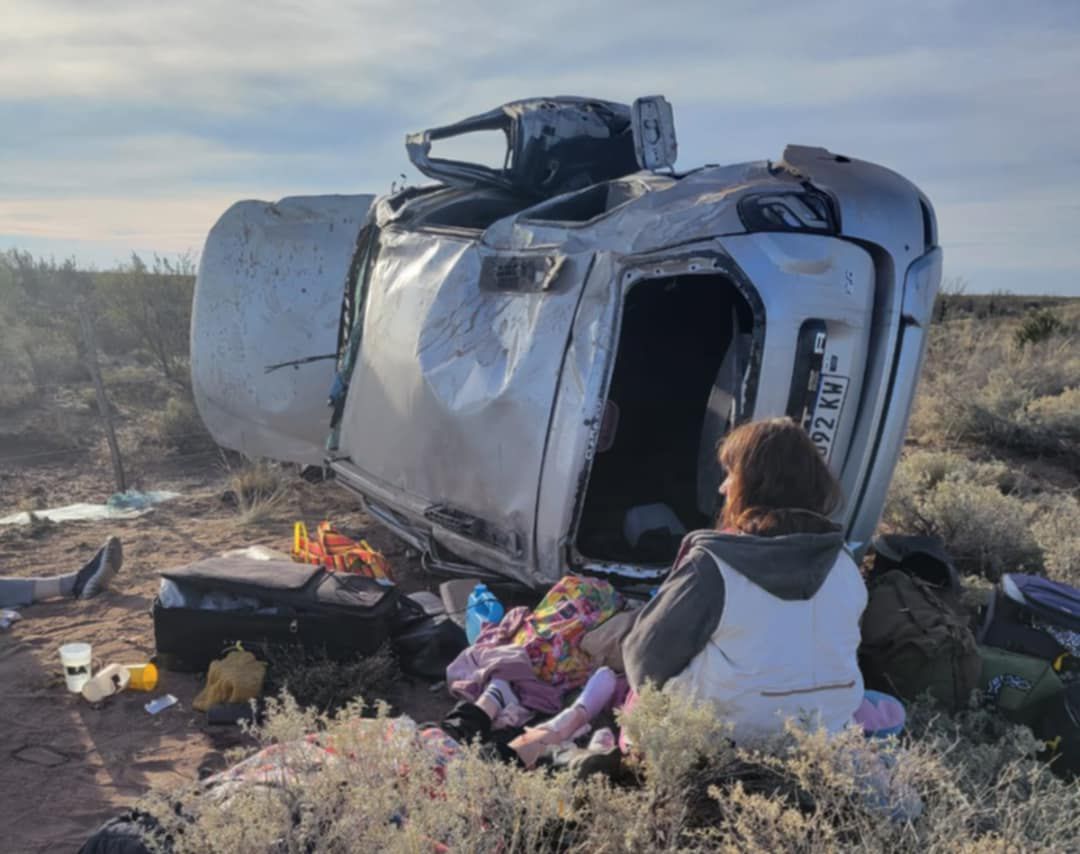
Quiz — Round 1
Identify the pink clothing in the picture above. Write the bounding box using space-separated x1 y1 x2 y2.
446 576 623 725
853 691 906 736
446 642 564 725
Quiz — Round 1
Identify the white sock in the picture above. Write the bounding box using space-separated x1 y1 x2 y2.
476 679 518 719
34 576 72 600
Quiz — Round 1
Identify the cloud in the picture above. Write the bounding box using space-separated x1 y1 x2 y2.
0 194 240 248
1 0 1078 292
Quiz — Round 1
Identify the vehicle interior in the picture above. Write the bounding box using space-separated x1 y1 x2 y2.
575 273 756 566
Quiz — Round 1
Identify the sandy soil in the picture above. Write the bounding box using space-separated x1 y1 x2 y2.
0 450 453 853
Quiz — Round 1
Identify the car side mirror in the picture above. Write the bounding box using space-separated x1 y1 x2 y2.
632 96 677 172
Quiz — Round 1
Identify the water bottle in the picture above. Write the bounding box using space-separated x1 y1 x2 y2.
465 583 504 643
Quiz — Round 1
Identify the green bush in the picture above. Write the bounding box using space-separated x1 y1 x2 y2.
1014 309 1066 348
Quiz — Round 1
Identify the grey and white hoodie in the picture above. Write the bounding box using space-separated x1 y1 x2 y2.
622 524 867 742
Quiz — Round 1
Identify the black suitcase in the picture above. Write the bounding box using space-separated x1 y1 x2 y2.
152 556 399 672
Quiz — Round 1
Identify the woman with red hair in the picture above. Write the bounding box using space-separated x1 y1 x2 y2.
622 417 868 742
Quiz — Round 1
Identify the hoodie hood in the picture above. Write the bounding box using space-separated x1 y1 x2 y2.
681 526 848 600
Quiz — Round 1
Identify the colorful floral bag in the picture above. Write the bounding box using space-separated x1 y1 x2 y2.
511 575 622 688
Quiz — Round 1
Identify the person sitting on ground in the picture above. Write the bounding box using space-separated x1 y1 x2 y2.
0 536 123 609
621 417 867 743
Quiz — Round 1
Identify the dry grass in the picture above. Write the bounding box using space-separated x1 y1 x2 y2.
1026 387 1080 439
222 458 293 526
908 311 1080 464
136 687 1080 853
884 449 1080 584
889 301 1080 584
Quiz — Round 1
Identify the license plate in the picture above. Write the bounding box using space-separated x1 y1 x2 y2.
809 374 849 461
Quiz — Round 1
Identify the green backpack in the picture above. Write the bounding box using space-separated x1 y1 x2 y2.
859 570 982 711
977 645 1065 726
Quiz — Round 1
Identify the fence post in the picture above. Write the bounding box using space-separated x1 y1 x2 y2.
77 295 127 493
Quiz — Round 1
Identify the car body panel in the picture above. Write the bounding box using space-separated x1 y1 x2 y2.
191 194 372 466
333 224 595 577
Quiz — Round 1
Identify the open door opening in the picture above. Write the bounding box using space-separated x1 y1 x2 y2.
575 274 756 566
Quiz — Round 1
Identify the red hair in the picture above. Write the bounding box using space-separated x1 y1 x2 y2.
718 417 843 536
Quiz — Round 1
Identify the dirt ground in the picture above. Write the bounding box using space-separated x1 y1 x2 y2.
0 449 455 853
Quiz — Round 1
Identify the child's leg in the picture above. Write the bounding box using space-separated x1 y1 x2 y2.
509 667 619 768
440 680 525 765
541 666 618 739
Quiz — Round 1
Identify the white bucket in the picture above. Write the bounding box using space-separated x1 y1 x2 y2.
59 642 92 693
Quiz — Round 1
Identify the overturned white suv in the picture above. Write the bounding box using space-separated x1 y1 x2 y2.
191 96 942 589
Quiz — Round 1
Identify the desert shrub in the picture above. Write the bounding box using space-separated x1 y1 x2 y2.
1031 497 1080 587
1014 308 1067 348
884 451 1043 578
141 693 579 854
102 363 175 407
155 395 215 453
909 317 1080 459
97 254 195 380
1026 387 1080 439
263 644 400 715
138 687 1080 853
22 339 90 387
885 451 1080 584
0 251 96 390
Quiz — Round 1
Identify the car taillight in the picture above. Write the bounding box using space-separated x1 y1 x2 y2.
737 187 839 234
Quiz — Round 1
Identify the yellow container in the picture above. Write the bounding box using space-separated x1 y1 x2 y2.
124 663 159 692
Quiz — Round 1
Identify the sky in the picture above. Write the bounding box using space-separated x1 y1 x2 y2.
1 0 1078 295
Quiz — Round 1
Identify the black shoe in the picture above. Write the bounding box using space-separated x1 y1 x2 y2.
551 745 623 781
73 536 123 599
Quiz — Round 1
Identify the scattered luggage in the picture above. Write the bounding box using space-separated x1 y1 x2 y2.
977 645 1064 727
869 534 962 599
973 572 1080 780
153 556 399 672
1037 683 1080 779
859 569 981 711
977 573 1080 665
391 592 468 680
292 520 394 583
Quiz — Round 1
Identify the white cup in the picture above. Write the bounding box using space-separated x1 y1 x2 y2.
59 642 92 692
